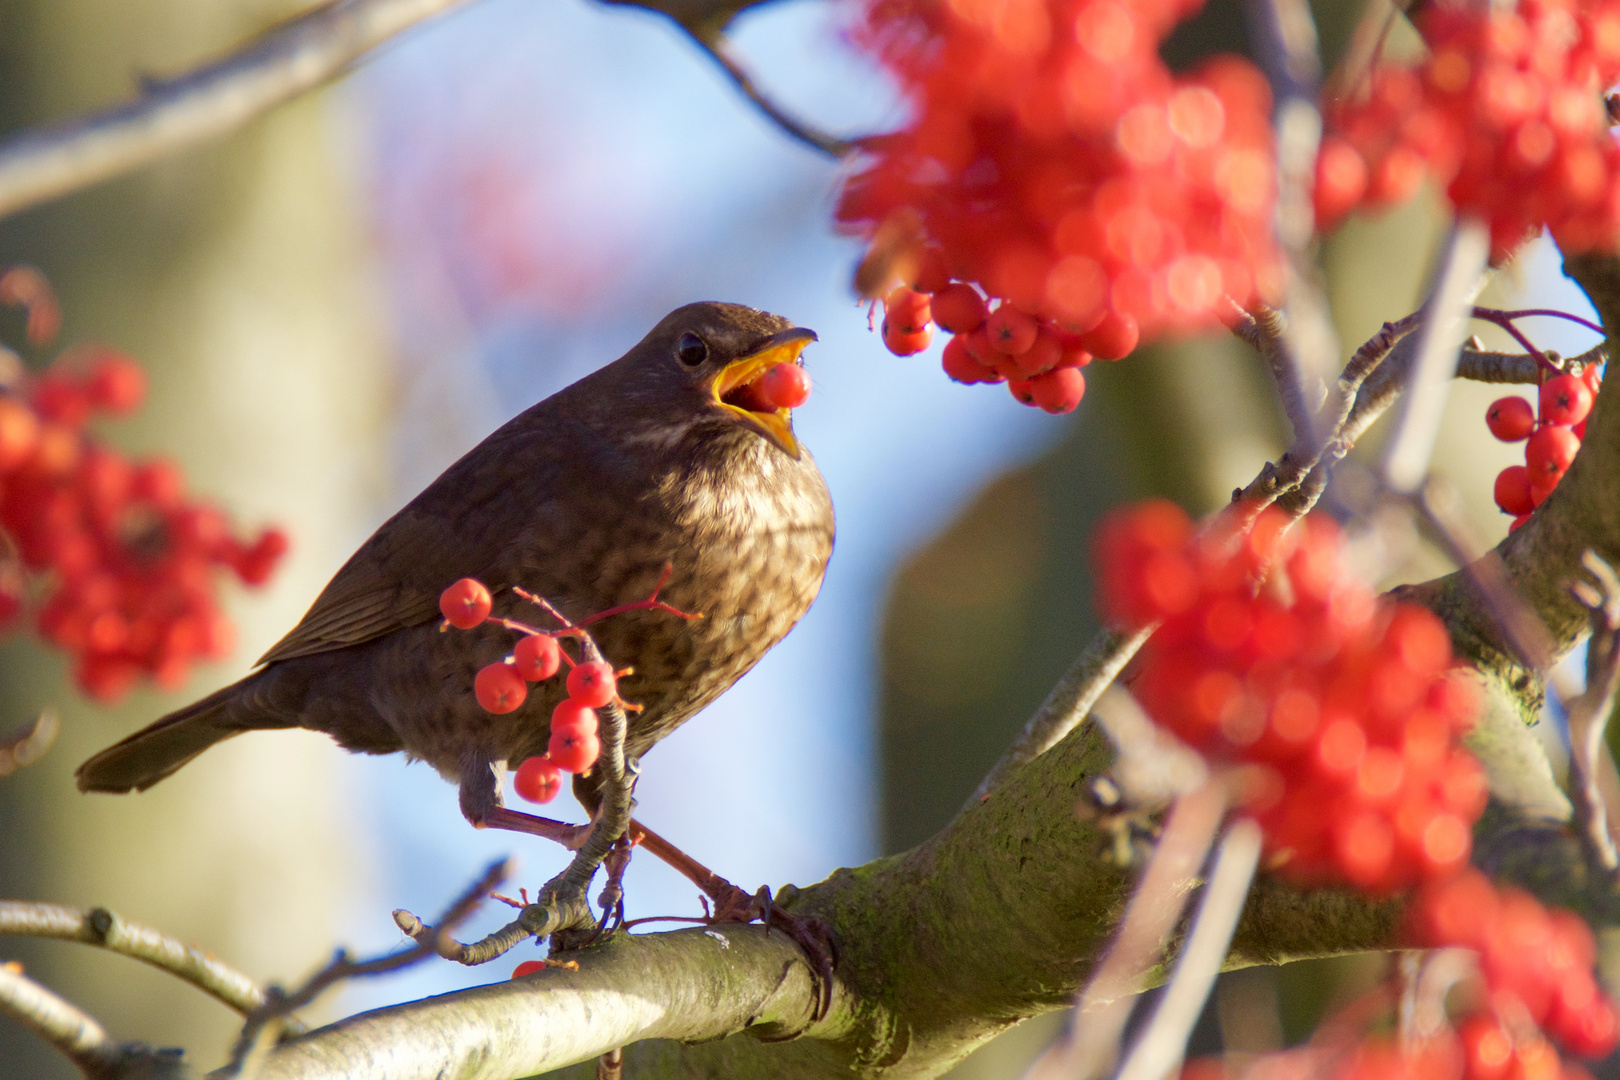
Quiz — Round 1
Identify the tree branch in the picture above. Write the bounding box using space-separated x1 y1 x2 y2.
0 0 479 222
0 961 182 1079
0 708 58 776
224 926 821 1080
0 900 284 1028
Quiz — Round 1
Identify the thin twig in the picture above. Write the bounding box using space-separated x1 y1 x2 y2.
1020 779 1231 1080
221 858 510 1079
1457 343 1605 384
0 707 58 776
1565 551 1620 874
0 899 282 1027
1383 219 1491 492
1114 818 1264 1080
681 30 858 159
0 960 182 1078
0 0 480 222
964 624 1155 810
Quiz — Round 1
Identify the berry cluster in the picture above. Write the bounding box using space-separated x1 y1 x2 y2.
1320 0 1620 257
1416 869 1619 1063
1487 363 1603 527
840 0 1281 402
1094 501 1484 891
0 282 287 701
438 576 631 803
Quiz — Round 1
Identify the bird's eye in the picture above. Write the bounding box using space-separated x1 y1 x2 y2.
676 333 709 367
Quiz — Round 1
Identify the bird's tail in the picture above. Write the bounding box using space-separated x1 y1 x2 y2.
76 676 293 793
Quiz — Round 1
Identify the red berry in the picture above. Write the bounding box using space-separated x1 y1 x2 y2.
1486 396 1536 441
0 398 39 472
1494 465 1534 516
548 725 601 773
1539 373 1594 427
85 352 146 415
1509 513 1532 532
883 286 931 334
132 458 183 508
567 660 616 707
1014 329 1064 377
512 756 563 803
551 698 599 737
512 960 548 978
930 284 988 333
236 528 289 586
1079 310 1139 360
984 305 1038 355
1028 368 1086 414
513 634 561 681
882 318 934 356
474 662 527 714
440 578 493 629
757 364 811 409
1314 137 1369 226
32 374 91 427
911 251 950 294
1526 425 1581 477
941 336 1001 384
1007 378 1037 406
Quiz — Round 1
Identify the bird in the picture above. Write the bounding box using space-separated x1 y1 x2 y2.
76 302 836 836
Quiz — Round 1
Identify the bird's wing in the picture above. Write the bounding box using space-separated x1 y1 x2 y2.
256 413 566 666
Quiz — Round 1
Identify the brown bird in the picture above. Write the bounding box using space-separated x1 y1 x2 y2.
77 302 835 837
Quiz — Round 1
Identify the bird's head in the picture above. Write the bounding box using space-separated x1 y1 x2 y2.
611 302 816 460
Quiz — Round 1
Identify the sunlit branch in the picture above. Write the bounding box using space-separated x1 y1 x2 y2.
0 0 480 222
0 898 282 1027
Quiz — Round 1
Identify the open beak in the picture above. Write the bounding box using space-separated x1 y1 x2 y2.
711 327 816 459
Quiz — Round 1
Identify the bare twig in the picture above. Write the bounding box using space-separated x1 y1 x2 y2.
1243 0 1340 448
1457 343 1605 384
0 960 182 1078
0 707 58 776
1021 779 1230 1080
1114 818 1264 1080
0 899 281 1027
0 0 480 222
965 624 1155 810
221 858 510 1079
1383 219 1491 491
1564 551 1620 873
682 31 857 158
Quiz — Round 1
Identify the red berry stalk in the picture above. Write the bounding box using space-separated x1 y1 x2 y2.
840 0 1281 406
436 567 699 802
1094 501 1484 892
0 270 287 702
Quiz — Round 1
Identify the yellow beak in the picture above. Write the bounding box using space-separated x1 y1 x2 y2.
711 327 816 459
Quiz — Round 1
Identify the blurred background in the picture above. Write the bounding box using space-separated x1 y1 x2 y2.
0 0 1605 1076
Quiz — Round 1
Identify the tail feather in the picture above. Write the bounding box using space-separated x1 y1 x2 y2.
76 677 294 793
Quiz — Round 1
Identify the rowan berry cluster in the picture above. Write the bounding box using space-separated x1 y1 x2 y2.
1487 364 1603 527
1094 501 1485 891
1414 869 1619 1062
1175 871 1617 1080
1319 0 1620 257
438 576 626 803
0 274 287 701
840 0 1281 401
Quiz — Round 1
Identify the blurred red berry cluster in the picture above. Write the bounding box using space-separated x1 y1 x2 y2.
438 576 623 801
1487 364 1603 527
1094 501 1485 891
0 268 287 702
840 0 1282 396
1416 869 1619 1062
1319 0 1620 257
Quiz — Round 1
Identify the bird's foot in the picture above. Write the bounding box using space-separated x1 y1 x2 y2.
700 881 836 1020
630 819 835 1021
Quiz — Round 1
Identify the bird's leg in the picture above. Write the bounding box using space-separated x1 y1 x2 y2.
406 692 638 966
627 818 836 1019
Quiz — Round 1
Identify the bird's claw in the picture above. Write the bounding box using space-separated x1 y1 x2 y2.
702 881 836 1022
